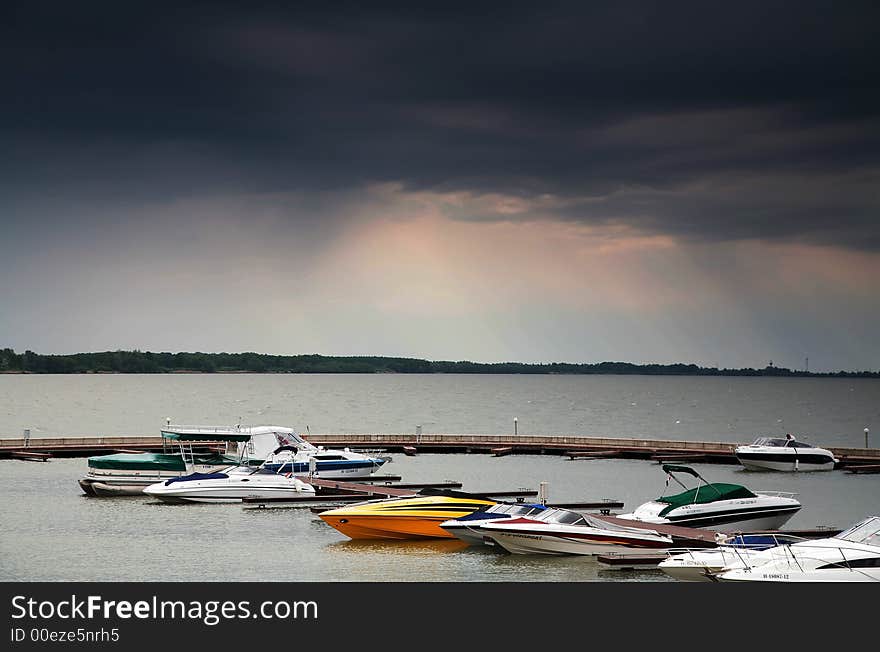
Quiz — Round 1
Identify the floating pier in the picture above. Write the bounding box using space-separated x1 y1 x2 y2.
10 450 52 462
241 476 624 513
591 514 720 548
847 464 880 474
306 434 880 468
1 433 877 467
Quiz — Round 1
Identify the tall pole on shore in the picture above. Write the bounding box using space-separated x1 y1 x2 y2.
514 417 518 436
866 427 870 449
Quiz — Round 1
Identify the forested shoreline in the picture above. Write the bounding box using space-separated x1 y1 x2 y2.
0 348 876 377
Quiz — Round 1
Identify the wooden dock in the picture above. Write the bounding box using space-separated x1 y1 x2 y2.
1 433 878 467
10 450 52 462
847 464 880 474
591 514 720 548
567 450 618 459
241 476 624 513
0 436 224 459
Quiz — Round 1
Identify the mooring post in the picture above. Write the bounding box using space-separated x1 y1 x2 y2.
866 427 870 449
514 417 518 436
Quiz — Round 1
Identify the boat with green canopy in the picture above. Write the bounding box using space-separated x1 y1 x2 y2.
78 424 286 497
617 464 801 532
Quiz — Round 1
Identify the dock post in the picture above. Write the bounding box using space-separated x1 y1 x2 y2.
866 427 870 448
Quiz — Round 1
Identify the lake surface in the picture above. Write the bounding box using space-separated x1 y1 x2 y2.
1 374 878 582
2 373 878 446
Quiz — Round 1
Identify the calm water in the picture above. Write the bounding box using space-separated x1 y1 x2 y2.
1 373 878 445
1 374 878 582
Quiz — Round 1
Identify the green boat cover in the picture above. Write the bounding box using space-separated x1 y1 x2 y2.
657 483 757 517
87 452 237 471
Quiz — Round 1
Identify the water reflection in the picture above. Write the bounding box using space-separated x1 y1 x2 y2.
324 538 470 556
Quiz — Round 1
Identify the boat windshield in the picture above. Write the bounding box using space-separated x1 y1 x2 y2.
535 508 587 526
835 517 880 546
752 436 816 448
491 504 538 515
460 503 544 521
752 437 788 447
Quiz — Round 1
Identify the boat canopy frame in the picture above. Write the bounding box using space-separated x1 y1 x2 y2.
657 464 756 517
161 430 253 442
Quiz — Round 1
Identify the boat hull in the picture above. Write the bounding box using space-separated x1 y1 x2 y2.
318 495 497 540
319 515 459 540
483 530 670 556
145 488 312 503
478 521 673 556
440 524 492 546
84 481 152 497
718 567 880 582
736 454 836 472
620 498 801 532
80 462 239 496
143 475 315 503
664 509 800 532
659 549 759 582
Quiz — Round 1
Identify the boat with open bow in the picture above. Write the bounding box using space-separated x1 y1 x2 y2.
477 507 674 556
440 502 549 545
142 464 316 503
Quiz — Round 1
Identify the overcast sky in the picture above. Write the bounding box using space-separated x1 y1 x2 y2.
2 1 879 371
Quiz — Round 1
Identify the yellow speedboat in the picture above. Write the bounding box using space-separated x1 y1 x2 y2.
318 489 497 540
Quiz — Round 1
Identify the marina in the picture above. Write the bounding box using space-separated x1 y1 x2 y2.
1 373 878 583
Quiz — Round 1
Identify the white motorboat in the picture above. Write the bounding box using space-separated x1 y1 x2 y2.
658 532 807 582
259 440 387 479
716 516 880 582
142 465 316 503
617 464 801 531
439 502 548 545
735 435 838 472
477 507 674 556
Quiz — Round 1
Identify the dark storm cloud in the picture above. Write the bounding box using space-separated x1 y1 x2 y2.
3 1 879 247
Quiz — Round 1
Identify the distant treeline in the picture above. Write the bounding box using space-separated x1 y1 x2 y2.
1 348 877 377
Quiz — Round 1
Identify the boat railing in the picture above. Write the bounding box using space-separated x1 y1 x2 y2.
660 531 811 559
754 490 799 498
